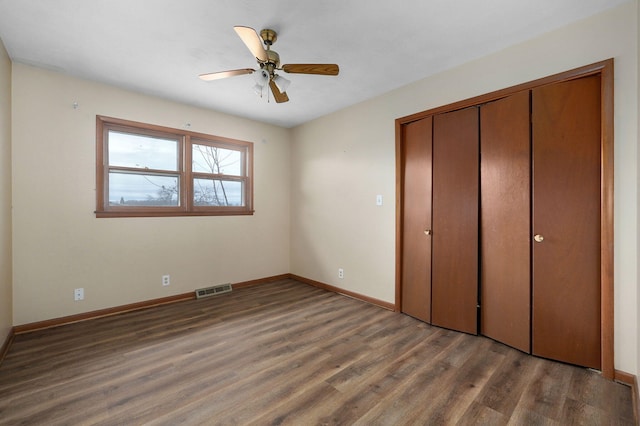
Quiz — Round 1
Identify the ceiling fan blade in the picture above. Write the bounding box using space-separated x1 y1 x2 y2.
199 68 255 81
269 79 289 103
282 64 339 76
234 26 268 62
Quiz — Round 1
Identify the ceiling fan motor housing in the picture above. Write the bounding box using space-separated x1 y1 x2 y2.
259 30 281 76
263 50 280 74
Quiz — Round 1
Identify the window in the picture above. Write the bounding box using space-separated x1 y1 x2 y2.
96 116 253 217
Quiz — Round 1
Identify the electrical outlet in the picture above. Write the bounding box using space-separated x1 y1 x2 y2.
162 275 170 286
74 288 84 301
338 268 344 279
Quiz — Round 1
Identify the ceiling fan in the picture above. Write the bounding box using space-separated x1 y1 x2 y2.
199 26 340 103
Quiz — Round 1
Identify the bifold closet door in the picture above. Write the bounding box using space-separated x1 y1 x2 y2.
401 117 433 323
532 75 601 369
480 91 531 353
431 107 479 334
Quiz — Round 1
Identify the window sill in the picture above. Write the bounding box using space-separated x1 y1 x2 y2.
95 210 255 218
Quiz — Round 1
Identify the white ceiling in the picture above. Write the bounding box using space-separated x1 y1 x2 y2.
0 0 629 128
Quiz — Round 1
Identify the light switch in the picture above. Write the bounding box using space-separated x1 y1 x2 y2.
376 195 383 206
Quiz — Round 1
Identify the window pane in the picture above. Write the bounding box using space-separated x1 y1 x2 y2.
109 172 179 206
109 131 178 171
192 144 242 176
193 178 243 206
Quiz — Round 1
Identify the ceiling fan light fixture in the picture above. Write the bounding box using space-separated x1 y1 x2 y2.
254 69 269 87
273 74 291 93
253 83 265 96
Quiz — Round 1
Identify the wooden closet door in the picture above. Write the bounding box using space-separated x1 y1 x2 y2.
532 75 601 369
431 107 479 334
480 91 531 352
401 117 433 323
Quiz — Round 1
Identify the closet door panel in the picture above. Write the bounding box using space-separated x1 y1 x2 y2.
480 91 531 352
532 75 601 369
431 107 479 334
401 117 433 323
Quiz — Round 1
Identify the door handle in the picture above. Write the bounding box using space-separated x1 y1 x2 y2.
534 234 544 243
424 229 432 236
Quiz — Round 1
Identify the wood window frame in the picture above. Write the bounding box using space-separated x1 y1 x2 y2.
395 59 614 379
96 116 254 218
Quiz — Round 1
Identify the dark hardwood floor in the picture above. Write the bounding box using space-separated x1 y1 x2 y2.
0 279 634 425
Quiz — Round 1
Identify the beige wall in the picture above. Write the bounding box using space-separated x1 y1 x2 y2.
11 64 291 325
0 39 12 341
291 2 639 375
